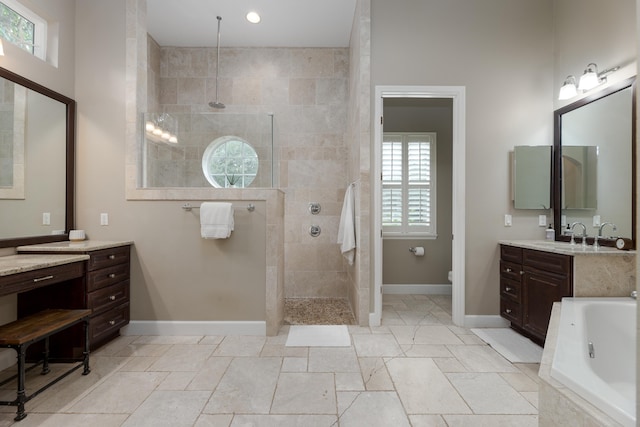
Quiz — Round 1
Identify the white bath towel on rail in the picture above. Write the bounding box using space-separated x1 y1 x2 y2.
337 184 356 265
200 202 234 239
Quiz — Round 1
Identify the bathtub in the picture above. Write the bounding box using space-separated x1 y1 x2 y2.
551 297 636 427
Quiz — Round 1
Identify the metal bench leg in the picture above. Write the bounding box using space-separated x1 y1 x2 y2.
41 337 50 375
14 344 27 421
82 318 90 375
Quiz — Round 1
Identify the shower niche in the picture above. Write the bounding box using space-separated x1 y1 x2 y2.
141 112 274 189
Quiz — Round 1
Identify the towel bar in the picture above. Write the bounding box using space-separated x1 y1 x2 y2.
182 203 255 212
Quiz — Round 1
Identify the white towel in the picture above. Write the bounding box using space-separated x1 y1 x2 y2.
337 184 356 265
200 202 234 239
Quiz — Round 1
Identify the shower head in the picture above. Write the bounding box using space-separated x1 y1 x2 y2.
210 16 225 109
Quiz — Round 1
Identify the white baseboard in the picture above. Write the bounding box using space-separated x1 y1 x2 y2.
121 320 266 336
383 284 452 295
464 315 509 329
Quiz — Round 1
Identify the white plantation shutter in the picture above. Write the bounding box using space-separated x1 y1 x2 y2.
382 133 436 237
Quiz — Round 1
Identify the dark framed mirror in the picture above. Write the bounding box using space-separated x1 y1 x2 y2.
553 77 636 248
0 66 75 248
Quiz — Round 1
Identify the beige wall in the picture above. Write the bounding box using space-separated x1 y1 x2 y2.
73 0 275 324
2 0 635 327
371 0 555 315
382 99 453 285
553 0 637 110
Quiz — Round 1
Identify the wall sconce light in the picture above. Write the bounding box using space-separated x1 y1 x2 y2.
558 75 577 100
144 112 178 144
558 62 621 100
577 62 620 92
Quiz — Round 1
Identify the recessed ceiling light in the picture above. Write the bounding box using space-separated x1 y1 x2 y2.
246 11 261 24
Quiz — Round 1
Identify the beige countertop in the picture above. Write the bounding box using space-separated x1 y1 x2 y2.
499 240 635 256
17 240 133 253
0 254 90 277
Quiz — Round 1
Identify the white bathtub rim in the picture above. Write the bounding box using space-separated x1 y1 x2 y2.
550 297 636 427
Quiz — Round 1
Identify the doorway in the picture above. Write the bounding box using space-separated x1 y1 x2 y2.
372 86 466 327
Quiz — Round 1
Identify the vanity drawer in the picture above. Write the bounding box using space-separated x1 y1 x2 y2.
0 262 85 296
87 281 129 315
88 247 130 271
500 277 521 302
500 297 522 325
500 245 522 264
523 249 571 277
86 263 129 292
500 260 523 281
90 302 130 344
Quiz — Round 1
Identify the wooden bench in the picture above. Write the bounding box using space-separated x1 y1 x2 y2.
0 309 91 421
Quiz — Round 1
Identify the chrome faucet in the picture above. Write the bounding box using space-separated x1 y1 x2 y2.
570 222 587 247
594 222 617 249
598 222 617 237
631 290 637 300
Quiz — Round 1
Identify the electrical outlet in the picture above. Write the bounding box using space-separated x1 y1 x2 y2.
42 212 50 225
504 214 512 227
538 215 547 227
100 213 109 226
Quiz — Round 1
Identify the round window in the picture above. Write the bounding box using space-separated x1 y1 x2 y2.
202 136 259 188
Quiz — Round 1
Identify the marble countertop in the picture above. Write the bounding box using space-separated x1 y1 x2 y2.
499 240 635 256
0 254 90 277
17 240 133 253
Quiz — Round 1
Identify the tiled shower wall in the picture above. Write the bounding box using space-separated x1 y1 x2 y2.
147 37 351 300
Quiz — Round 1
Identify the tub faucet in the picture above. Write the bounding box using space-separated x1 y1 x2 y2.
570 222 587 247
631 290 637 300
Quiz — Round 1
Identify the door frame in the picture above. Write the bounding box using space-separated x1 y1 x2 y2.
371 85 466 327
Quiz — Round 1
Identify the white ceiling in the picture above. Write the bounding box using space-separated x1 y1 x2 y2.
147 0 357 48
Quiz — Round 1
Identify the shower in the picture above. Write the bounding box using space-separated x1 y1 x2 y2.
209 15 225 109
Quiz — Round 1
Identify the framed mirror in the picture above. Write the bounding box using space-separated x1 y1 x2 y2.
513 145 551 209
553 77 635 247
0 66 75 248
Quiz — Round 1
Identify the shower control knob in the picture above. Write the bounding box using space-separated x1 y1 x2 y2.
308 202 321 215
309 225 321 237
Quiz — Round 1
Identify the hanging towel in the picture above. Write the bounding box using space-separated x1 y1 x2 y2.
337 184 356 265
200 202 234 239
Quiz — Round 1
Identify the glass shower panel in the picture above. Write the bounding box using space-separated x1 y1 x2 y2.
141 112 274 188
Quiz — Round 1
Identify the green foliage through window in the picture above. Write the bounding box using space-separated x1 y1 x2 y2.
0 2 35 54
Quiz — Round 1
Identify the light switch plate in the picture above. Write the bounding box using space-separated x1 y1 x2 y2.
504 214 512 227
100 213 109 226
538 215 547 227
42 212 50 225
592 215 601 227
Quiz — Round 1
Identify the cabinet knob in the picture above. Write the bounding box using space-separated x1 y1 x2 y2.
108 255 116 260
109 273 116 279
520 270 524 275
109 320 116 326
109 295 116 301
505 267 512 273
505 287 512 292
505 309 512 314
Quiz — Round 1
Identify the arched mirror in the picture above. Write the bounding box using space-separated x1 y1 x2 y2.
0 67 75 248
553 77 635 248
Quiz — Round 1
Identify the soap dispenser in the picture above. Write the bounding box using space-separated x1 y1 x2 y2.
545 224 554 240
564 223 572 237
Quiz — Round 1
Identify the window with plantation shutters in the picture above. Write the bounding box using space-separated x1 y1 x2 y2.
382 133 436 237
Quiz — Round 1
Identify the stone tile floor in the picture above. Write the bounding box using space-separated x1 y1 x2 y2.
0 294 539 426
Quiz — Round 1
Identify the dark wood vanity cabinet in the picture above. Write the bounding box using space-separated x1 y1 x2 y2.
499 245 573 345
17 244 131 353
85 246 131 348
